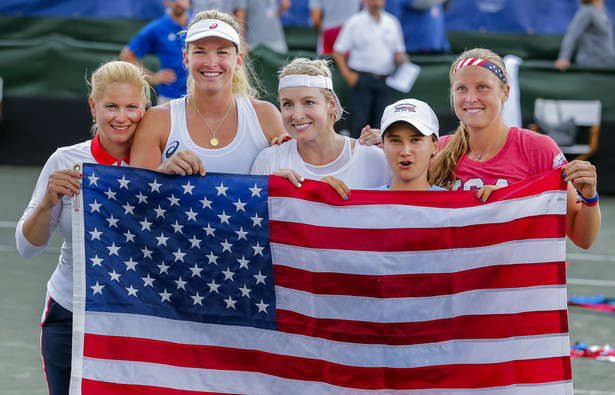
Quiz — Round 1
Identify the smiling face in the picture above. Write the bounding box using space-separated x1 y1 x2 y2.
89 81 145 155
184 36 242 94
451 65 509 133
383 122 437 191
279 86 336 142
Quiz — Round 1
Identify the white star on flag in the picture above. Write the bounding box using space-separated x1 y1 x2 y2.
126 285 139 297
122 202 135 215
167 194 180 206
89 228 102 241
135 192 148 204
91 281 104 295
191 292 204 306
182 181 196 195
215 182 228 196
104 188 117 200
106 214 119 228
124 258 138 271
87 172 99 186
200 196 213 209
249 183 262 197
117 176 130 189
149 179 162 193
89 200 102 213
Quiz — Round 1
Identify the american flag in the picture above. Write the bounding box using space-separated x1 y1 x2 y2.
71 164 572 394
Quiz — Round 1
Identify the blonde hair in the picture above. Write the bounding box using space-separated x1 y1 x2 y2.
184 10 260 98
430 48 508 187
87 60 151 136
278 57 344 124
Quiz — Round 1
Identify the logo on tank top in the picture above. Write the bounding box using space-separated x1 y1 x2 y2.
165 141 180 158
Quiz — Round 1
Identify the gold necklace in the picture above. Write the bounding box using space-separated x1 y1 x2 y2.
468 127 509 161
192 95 234 147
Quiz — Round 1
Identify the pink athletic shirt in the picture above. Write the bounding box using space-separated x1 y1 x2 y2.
439 127 567 191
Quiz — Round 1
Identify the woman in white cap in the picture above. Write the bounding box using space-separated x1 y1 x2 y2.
130 9 287 175
431 48 600 249
374 98 446 192
323 98 446 199
249 57 391 194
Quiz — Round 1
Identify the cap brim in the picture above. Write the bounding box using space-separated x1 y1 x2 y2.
381 118 436 138
186 31 239 47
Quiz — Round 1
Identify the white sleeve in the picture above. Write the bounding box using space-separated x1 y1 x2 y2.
15 151 64 259
333 19 353 53
249 147 274 175
393 16 406 53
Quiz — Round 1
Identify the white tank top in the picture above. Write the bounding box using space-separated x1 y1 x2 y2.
162 95 269 174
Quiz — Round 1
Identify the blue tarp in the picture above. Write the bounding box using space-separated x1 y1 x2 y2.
3 0 615 35
445 0 615 34
0 0 164 19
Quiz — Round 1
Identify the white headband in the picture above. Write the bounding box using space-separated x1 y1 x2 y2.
278 75 333 92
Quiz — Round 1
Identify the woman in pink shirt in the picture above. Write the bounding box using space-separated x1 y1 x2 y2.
431 48 600 249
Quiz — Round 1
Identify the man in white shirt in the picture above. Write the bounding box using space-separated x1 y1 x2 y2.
333 0 407 137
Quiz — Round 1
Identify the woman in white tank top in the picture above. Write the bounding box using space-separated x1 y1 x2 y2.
130 10 287 175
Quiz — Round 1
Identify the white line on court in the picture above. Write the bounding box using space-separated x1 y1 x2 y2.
567 278 615 288
574 390 615 395
0 245 61 254
0 221 18 228
568 253 615 263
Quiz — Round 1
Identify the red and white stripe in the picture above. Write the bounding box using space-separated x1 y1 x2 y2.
453 57 489 74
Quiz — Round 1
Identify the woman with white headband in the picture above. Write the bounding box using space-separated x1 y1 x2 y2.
430 48 600 249
250 57 391 192
130 9 287 175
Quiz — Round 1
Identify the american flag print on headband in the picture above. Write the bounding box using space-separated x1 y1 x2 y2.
453 57 507 84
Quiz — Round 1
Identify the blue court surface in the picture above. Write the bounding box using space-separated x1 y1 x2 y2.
1 164 614 394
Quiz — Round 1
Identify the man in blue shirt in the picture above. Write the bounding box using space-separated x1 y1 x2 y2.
120 0 191 104
396 0 450 55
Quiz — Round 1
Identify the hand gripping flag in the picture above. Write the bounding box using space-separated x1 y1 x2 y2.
71 164 571 394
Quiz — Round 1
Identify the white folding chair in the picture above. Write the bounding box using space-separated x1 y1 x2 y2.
533 98 602 161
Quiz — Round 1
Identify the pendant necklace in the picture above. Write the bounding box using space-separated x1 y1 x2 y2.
192 95 234 147
469 127 509 161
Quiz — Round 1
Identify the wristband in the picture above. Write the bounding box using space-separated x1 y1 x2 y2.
576 190 599 206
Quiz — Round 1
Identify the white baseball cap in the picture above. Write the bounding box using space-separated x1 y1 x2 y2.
380 99 439 138
185 19 241 50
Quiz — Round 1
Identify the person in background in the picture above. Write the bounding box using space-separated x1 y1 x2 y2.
332 0 407 138
555 0 614 71
431 48 601 249
250 57 391 192
191 0 234 13
130 9 287 176
234 0 291 53
120 0 191 104
15 61 150 395
396 0 451 55
308 0 361 56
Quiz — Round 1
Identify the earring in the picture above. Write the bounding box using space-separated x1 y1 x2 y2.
92 118 96 124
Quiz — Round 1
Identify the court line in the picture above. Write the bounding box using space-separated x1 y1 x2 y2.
568 253 615 263
567 278 615 288
0 221 18 228
0 245 61 254
574 390 615 395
